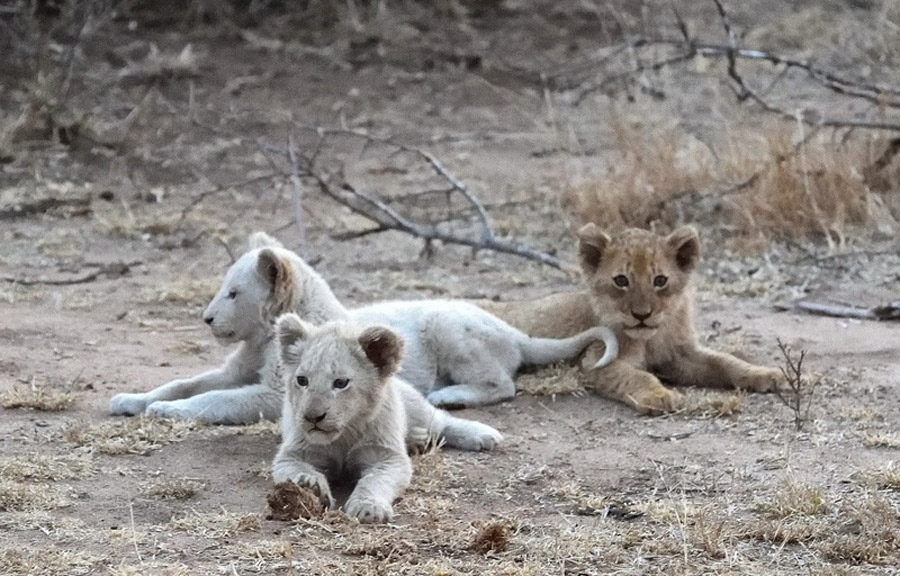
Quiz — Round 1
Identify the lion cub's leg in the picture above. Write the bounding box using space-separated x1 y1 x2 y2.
426 364 516 409
344 448 412 523
398 382 503 452
580 344 682 415
145 384 283 424
656 346 780 392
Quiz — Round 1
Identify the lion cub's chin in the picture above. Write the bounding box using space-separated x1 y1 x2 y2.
623 327 658 341
304 427 342 444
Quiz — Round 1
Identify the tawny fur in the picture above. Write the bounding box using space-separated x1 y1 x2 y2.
271 315 503 523
478 225 783 415
109 232 617 422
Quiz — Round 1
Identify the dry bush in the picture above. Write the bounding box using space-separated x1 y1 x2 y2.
140 478 205 500
567 118 891 249
0 452 93 481
471 520 511 554
773 339 819 431
0 385 74 412
62 416 210 455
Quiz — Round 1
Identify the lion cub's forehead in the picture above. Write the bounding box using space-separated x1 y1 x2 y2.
607 230 665 274
294 324 366 376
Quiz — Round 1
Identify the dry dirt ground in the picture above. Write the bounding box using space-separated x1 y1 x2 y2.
2 1 900 575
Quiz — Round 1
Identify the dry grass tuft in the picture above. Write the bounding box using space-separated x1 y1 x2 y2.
756 477 826 518
865 431 900 449
515 364 581 397
168 510 262 539
141 278 220 306
109 562 190 576
0 547 100 576
0 452 93 481
471 520 511 554
0 480 69 512
266 481 326 521
118 44 200 83
549 480 613 516
818 494 900 564
1 385 74 412
680 389 743 418
742 515 830 544
140 478 205 500
62 416 210 455
857 462 900 491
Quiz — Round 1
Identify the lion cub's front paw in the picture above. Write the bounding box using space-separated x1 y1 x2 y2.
293 472 334 509
344 496 393 523
629 383 683 416
146 400 196 421
735 367 782 393
109 393 149 416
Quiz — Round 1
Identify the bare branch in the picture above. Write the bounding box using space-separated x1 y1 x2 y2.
3 261 139 286
796 300 900 321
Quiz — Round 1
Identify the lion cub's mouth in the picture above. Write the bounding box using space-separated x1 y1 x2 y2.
624 324 658 339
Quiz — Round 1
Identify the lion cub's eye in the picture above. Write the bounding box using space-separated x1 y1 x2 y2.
613 275 630 288
227 289 238 299
653 275 668 288
295 375 308 387
332 378 350 390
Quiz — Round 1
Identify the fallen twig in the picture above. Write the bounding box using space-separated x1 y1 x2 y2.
0 196 92 220
796 300 900 321
3 261 139 286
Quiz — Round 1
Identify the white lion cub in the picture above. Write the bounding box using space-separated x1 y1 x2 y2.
272 314 502 523
110 232 618 424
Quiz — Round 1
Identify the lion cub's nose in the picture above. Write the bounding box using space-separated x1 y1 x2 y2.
304 412 327 424
631 310 652 322
203 315 214 325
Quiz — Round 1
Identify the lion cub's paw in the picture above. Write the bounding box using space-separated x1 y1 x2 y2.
293 472 334 509
460 422 504 451
146 400 196 421
630 385 683 416
109 393 150 416
344 496 393 523
406 425 433 454
735 367 782 393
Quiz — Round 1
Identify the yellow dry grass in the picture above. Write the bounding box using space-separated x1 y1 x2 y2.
0 480 69 512
756 476 827 518
0 452 93 481
140 478 205 500
62 416 212 455
0 548 101 576
1 384 74 412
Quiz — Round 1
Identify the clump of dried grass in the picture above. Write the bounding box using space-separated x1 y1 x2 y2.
141 278 220 306
865 432 900 449
118 44 200 83
0 385 73 412
0 452 93 481
0 480 69 512
0 548 101 576
168 510 261 539
548 480 612 516
140 478 205 500
857 462 900 491
756 476 826 518
679 389 743 418
109 562 190 576
818 494 900 564
62 416 210 455
515 364 580 397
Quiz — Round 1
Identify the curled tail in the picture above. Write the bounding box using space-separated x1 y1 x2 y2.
518 325 618 369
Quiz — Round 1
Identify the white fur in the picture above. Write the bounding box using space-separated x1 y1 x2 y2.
110 232 618 423
271 316 502 523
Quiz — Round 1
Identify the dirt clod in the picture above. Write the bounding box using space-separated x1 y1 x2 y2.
471 521 510 554
266 481 326 521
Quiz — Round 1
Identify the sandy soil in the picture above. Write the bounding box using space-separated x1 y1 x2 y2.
2 1 899 574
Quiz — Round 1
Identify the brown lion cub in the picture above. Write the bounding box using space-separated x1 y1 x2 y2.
479 225 782 415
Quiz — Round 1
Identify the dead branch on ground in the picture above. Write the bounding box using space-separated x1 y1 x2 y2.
796 300 900 321
3 261 139 286
0 195 92 220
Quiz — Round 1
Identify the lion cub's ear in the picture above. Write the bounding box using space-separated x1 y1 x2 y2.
258 248 295 317
248 232 283 250
666 226 701 272
358 326 404 379
577 223 612 276
276 313 313 364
